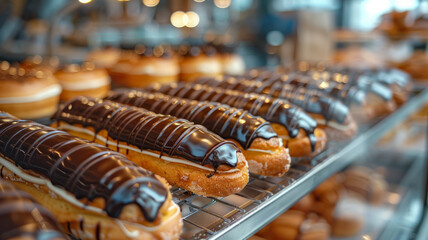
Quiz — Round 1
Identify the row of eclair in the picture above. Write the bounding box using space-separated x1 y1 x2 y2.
0 61 410 240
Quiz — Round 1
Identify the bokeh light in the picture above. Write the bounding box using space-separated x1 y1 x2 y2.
186 11 200 28
142 0 160 7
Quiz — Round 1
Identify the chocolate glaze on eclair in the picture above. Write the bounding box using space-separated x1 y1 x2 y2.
195 75 350 125
0 112 168 222
106 89 277 149
144 82 318 151
52 97 240 171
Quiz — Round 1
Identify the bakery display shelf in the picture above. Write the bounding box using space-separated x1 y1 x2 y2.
175 88 428 240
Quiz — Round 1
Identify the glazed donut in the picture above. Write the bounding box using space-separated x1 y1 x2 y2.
0 112 182 240
108 46 179 88
256 210 330 240
178 45 222 82
0 62 61 119
52 97 249 197
194 75 357 141
86 47 121 69
106 89 289 177
0 179 67 239
144 82 327 157
55 62 110 102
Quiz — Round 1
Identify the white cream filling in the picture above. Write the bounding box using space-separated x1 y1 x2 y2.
60 76 110 91
0 155 181 236
112 63 179 76
246 138 284 155
315 119 349 131
180 61 222 74
223 56 245 75
0 84 61 104
57 123 240 174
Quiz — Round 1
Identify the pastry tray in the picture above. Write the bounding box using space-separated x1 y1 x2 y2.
175 88 428 240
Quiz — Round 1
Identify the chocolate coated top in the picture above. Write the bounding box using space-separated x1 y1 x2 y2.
195 76 349 124
0 112 167 222
53 97 239 170
106 89 278 149
145 83 318 151
0 179 67 240
284 63 395 101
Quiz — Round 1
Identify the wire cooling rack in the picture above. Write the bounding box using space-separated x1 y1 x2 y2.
174 89 428 240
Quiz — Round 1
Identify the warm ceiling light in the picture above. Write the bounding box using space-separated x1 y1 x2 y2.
214 0 231 8
142 0 159 7
78 0 92 3
186 11 200 28
194 0 205 2
171 11 188 28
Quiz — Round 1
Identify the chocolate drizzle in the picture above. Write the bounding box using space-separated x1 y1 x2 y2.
0 179 67 240
106 89 277 149
0 112 167 222
53 97 239 170
144 83 318 151
195 75 350 124
282 63 395 102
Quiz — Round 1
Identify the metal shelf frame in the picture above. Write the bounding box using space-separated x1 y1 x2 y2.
175 88 428 240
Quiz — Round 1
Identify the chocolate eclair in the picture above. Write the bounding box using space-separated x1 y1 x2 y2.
52 97 249 197
0 179 68 240
144 83 327 157
106 89 289 177
194 75 357 140
273 66 397 122
0 112 181 240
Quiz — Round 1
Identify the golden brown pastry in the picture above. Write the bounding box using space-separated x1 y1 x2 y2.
145 82 327 157
106 89 289 177
86 47 121 69
108 46 179 88
178 45 222 82
0 112 182 240
55 62 110 102
195 74 358 139
52 97 249 197
256 210 330 240
0 61 61 119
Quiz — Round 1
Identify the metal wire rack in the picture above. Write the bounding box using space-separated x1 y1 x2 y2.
174 89 428 240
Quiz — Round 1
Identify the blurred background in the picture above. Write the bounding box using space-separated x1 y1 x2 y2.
1 0 428 68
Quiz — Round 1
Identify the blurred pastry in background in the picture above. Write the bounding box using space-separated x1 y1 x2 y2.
342 166 387 205
256 210 330 240
21 55 60 73
108 45 179 87
0 179 67 240
329 195 365 237
331 46 386 69
375 10 410 36
215 43 246 75
397 51 428 80
86 46 121 69
178 45 222 82
55 62 110 102
0 61 61 119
